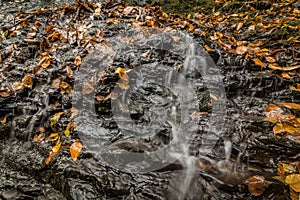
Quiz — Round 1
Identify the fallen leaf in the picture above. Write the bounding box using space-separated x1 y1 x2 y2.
252 58 266 68
245 175 269 196
204 45 214 52
46 132 60 142
273 123 285 135
280 102 300 110
49 112 64 126
52 78 61 88
22 74 33 89
13 82 24 91
60 81 72 94
286 174 300 192
265 57 276 63
282 72 292 79
70 141 82 161
45 151 57 165
1 116 7 124
277 162 299 175
141 50 150 57
33 132 45 143
64 121 78 137
236 22 243 31
82 82 94 94
236 46 248 54
74 55 82 66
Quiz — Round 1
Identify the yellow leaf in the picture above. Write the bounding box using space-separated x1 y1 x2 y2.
50 112 64 126
52 142 61 153
209 93 218 101
47 132 60 142
70 141 83 161
64 129 70 137
1 116 7 124
280 102 300 110
286 174 300 192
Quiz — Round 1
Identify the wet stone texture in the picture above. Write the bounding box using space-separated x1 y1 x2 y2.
0 0 299 200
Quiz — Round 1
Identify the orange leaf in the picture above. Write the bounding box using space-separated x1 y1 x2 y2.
45 151 57 165
70 141 82 161
22 75 33 89
204 45 214 52
252 58 266 68
1 116 7 124
265 57 276 63
273 123 285 135
280 102 300 110
236 22 243 31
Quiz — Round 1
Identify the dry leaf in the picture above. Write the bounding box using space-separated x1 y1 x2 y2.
13 82 24 91
236 46 248 54
46 132 60 142
265 57 276 63
82 82 94 95
252 58 266 68
286 174 300 192
280 102 300 110
60 81 72 94
74 55 82 66
236 22 243 31
141 50 150 57
273 123 285 135
52 78 61 88
204 45 214 52
22 75 33 89
245 175 269 196
33 132 45 143
1 116 7 124
70 141 82 161
49 112 64 126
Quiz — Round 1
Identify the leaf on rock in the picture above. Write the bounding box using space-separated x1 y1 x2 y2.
66 66 73 78
236 46 248 55
22 74 33 89
82 82 94 94
46 132 60 142
13 82 24 91
1 116 7 124
280 102 300 110
273 123 285 135
245 175 269 196
60 81 72 94
70 141 82 161
74 55 82 66
265 56 276 63
252 58 266 68
204 45 214 52
286 174 300 192
49 112 64 126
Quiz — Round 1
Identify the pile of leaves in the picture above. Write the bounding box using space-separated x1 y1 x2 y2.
0 0 299 197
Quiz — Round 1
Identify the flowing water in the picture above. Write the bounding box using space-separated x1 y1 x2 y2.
0 0 295 199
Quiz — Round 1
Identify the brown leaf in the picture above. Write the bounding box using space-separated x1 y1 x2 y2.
236 46 248 55
0 85 14 97
282 72 292 79
13 82 24 91
45 25 56 35
70 141 82 161
236 22 243 31
286 174 300 192
33 132 45 143
66 66 73 78
280 102 300 110
60 81 72 94
70 107 79 119
82 82 94 95
74 55 82 66
52 78 61 88
22 74 33 89
245 175 269 196
252 58 266 68
45 151 57 165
